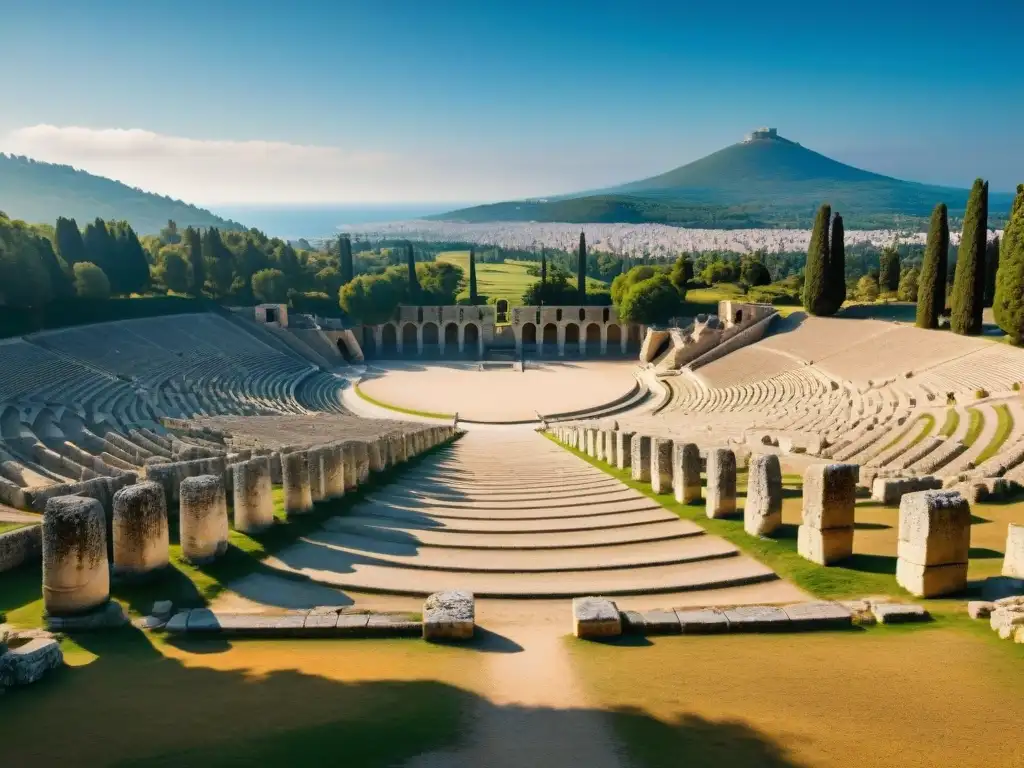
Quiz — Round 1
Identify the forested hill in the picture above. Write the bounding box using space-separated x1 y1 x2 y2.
0 154 244 234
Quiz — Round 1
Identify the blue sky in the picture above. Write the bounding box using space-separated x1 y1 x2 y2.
1 0 1022 204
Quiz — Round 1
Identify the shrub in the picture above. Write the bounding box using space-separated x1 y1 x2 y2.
73 262 111 299
1012 381 1021 392
975 388 989 399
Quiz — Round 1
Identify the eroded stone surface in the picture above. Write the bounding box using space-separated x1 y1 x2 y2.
871 603 930 624
282 451 313 516
0 638 63 688
706 448 737 519
802 463 857 530
650 439 674 495
744 454 782 536
232 457 275 533
631 435 652 482
675 608 729 634
782 601 853 630
573 597 621 638
1004 523 1024 579
423 590 475 641
179 475 229 564
42 496 109 616
723 605 790 632
641 609 681 634
797 524 853 565
673 442 701 504
112 481 169 577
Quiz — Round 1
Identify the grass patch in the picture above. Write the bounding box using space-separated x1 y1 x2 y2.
973 404 1014 465
0 437 459 628
437 251 537 308
0 521 28 534
902 414 936 452
939 408 960 437
355 381 455 420
544 433 906 600
964 407 984 447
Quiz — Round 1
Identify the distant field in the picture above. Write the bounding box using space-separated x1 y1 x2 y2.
436 251 536 307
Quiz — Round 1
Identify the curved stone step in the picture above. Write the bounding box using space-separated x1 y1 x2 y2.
378 479 627 501
351 507 676 533
395 476 625 495
360 497 660 521
366 486 645 510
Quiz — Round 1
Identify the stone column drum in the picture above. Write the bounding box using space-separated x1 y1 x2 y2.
798 463 857 565
673 442 701 504
744 454 783 536
631 435 652 482
596 430 606 462
282 451 313 516
322 444 345 499
368 437 385 473
604 430 617 466
179 475 229 564
706 448 737 519
112 481 169 577
42 496 110 616
616 431 634 471
896 489 970 597
1005 523 1024 580
307 447 326 503
651 438 674 494
233 457 274 533
341 443 358 489
354 441 371 483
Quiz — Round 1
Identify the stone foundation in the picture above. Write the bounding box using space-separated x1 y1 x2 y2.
422 590 475 641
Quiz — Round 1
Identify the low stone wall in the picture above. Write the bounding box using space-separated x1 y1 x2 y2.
0 525 42 573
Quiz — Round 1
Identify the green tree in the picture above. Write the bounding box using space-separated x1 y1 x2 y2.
108 221 150 294
916 203 950 328
950 178 989 335
828 213 846 312
251 268 289 303
468 248 479 303
802 204 831 315
418 262 464 305
897 267 920 302
856 273 879 302
316 266 342 296
339 268 406 324
202 227 234 297
82 218 115 277
406 242 420 301
184 226 204 297
618 274 682 325
984 235 1000 307
992 184 1024 345
35 235 74 298
669 256 691 293
54 217 87 268
879 245 901 294
159 219 181 245
157 249 191 293
0 214 53 306
73 262 111 299
577 231 587 302
338 234 354 285
540 249 547 285
739 255 771 287
611 265 658 306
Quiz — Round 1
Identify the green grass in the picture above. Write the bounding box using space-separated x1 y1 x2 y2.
940 408 960 437
0 437 459 628
973 404 1014 465
878 414 935 453
355 381 454 420
544 433 907 600
437 251 537 308
0 521 29 534
964 407 984 447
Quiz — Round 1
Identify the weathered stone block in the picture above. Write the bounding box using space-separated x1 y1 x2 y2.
112 481 169 577
797 524 853 565
321 444 345 500
307 447 325 502
572 597 621 638
744 454 782 536
650 439 674 495
802 463 858 530
967 601 995 619
281 451 313 517
179 475 228 564
43 496 109 616
897 490 971 567
782 601 853 630
604 430 617 466
673 442 701 504
423 590 475 641
233 457 274 533
723 605 791 632
871 602 930 624
675 608 729 634
641 609 681 634
0 638 63 688
1004 523 1024 579
631 435 652 482
616 431 634 471
706 448 737 519
896 559 967 598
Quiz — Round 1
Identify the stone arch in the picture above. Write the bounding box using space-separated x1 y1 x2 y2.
606 323 622 346
362 326 377 358
556 309 563 322
402 323 418 349
542 323 558 345
422 322 439 345
444 322 459 346
564 323 580 344
381 324 398 355
578 308 585 321
336 339 354 362
734 309 743 324
585 322 601 344
522 322 537 345
464 323 480 348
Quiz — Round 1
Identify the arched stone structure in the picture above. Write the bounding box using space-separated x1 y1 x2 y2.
401 322 418 353
444 322 459 347
564 323 580 357
522 322 537 345
381 324 398 356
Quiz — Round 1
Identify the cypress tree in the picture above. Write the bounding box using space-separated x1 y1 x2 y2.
992 184 1024 345
577 230 587 302
828 212 846 313
184 226 204 296
339 234 354 285
879 245 901 293
984 235 1000 307
82 218 114 277
468 248 478 303
54 216 87 267
916 204 949 328
950 178 989 335
406 242 420 300
802 203 831 315
540 248 547 285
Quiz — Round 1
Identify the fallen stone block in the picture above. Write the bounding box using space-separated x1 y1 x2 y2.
620 610 646 634
423 590 475 641
871 603 930 624
0 638 63 688
967 601 995 619
573 597 621 639
782 601 854 631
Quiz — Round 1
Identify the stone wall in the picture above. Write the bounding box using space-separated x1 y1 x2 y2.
0 525 42 573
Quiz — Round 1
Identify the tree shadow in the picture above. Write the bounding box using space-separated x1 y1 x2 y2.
968 547 1005 560
843 553 897 576
853 521 891 531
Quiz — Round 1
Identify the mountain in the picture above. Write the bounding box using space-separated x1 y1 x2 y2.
436 130 1012 229
0 154 244 234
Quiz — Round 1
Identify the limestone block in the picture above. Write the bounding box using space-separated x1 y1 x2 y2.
354 441 371 483
744 454 782 536
723 605 791 632
281 451 313 517
897 490 971 567
152 600 174 619
596 430 606 462
1004 523 1024 579
871 475 943 505
422 590 475 641
641 609 681 634
604 430 617 466
706 448 737 519
321 444 345 499
616 431 634 471
782 601 854 630
112 481 169 577
797 524 853 565
631 435 651 482
896 559 967 598
673 442 701 504
585 429 597 458
341 443 358 489
967 601 994 619
802 463 858 530
0 638 63 687
232 457 274 533
179 475 229 564
674 608 729 634
650 439 674 495
572 597 621 638
42 496 110 616
871 603 930 624
307 447 325 502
